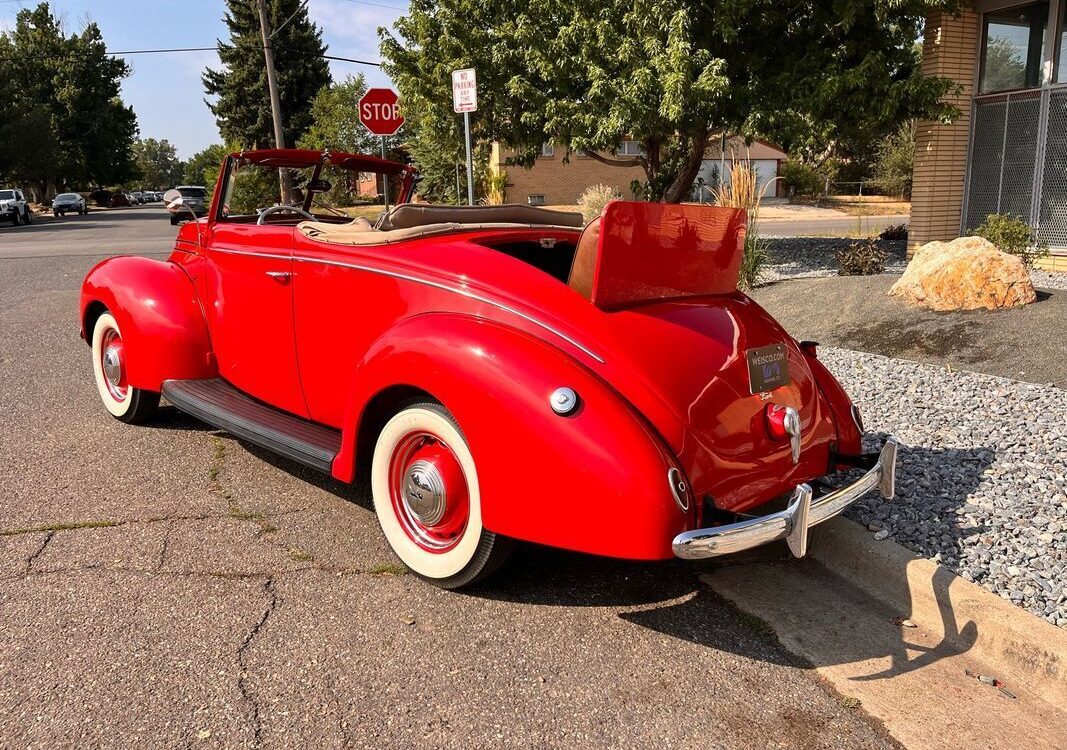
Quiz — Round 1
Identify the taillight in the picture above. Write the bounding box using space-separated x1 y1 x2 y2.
765 403 797 441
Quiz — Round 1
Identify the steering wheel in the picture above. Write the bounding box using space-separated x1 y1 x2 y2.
257 205 314 225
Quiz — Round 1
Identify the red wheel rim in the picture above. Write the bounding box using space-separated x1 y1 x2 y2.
100 328 128 402
388 431 470 553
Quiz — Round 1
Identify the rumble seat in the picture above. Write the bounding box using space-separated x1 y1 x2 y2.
567 217 601 300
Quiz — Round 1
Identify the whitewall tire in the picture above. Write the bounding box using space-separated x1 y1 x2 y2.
371 402 511 588
91 312 159 423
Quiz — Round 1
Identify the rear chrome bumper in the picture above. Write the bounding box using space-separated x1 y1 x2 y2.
672 437 898 560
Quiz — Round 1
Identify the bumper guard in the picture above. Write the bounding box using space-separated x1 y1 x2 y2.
672 437 898 559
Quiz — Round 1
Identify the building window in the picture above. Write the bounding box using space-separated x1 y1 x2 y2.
617 140 644 156
979 2 1049 93
540 143 555 158
527 194 546 206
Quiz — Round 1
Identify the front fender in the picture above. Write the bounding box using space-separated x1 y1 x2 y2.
336 314 690 560
80 255 216 391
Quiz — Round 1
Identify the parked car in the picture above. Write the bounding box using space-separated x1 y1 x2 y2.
163 185 208 225
131 191 145 204
0 188 32 226
80 148 897 589
52 192 88 216
110 193 132 208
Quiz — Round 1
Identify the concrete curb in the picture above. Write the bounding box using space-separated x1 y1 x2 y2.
812 516 1067 708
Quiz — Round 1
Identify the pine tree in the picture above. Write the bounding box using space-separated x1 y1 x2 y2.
204 0 331 150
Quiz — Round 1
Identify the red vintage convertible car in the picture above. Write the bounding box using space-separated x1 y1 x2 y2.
80 148 897 588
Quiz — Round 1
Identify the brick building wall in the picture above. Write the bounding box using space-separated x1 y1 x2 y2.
910 10 980 255
491 143 646 205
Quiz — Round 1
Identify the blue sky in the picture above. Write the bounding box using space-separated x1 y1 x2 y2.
0 0 406 159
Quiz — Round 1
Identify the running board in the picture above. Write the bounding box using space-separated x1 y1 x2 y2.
161 378 341 473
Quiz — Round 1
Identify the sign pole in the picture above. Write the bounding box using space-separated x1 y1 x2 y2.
381 135 389 212
451 68 478 206
463 111 474 206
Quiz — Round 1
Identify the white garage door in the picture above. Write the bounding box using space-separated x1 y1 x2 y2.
693 159 779 202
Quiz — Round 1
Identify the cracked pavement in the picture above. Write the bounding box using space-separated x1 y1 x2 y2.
0 210 899 748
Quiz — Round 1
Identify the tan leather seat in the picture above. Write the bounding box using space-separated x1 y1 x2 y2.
377 203 584 230
567 218 601 300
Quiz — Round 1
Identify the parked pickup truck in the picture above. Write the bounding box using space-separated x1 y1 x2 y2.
0 188 32 226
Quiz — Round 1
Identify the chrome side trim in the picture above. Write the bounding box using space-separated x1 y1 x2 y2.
672 437 899 560
208 246 605 363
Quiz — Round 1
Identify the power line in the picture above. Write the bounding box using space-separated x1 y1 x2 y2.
0 44 382 66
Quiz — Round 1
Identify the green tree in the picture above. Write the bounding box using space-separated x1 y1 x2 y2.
204 0 331 149
132 138 184 189
873 121 917 198
0 3 137 197
298 74 379 154
381 0 962 203
183 144 230 190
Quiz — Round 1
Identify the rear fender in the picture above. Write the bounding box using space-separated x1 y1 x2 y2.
80 255 216 391
801 347 863 457
335 314 690 560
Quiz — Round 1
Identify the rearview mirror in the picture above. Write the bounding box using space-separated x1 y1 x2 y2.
306 179 332 193
162 189 182 207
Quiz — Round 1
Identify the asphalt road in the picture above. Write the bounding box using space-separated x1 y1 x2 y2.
0 205 179 259
761 214 910 238
0 210 897 749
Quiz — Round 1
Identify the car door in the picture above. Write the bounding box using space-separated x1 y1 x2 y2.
200 222 310 418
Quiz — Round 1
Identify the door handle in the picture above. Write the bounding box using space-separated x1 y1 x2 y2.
266 271 292 285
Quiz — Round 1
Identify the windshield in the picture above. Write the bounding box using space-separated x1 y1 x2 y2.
179 187 206 198
218 158 404 223
56 193 78 200
0 191 13 200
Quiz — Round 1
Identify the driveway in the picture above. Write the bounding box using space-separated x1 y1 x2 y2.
0 212 896 748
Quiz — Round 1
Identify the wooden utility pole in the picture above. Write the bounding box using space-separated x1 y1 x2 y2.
256 0 292 203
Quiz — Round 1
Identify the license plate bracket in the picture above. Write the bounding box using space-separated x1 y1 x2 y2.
746 343 790 393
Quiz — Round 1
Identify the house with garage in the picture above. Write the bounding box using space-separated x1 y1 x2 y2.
490 135 786 207
912 1 1067 270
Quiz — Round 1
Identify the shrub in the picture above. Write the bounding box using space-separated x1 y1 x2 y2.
872 121 916 198
836 239 887 275
879 223 909 241
738 231 770 291
970 213 1050 269
577 183 618 222
780 159 823 197
482 168 507 205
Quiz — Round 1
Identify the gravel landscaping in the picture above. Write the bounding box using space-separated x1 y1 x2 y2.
821 346 1067 627
763 236 1067 291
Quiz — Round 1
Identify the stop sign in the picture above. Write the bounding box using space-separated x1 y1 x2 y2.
358 88 404 136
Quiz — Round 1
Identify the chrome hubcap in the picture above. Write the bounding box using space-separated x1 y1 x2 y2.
403 460 446 526
102 345 122 387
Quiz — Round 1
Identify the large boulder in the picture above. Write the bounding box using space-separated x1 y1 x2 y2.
889 236 1037 311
